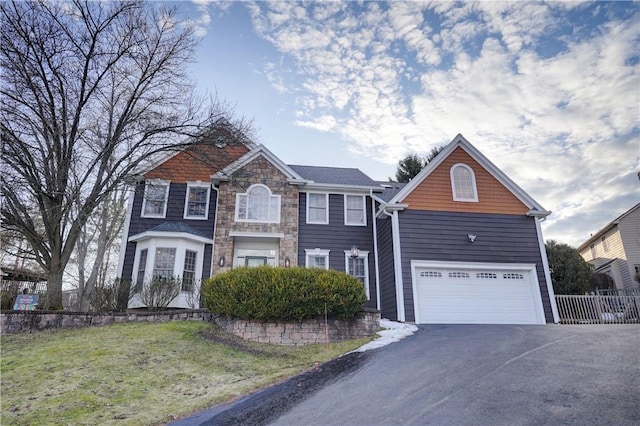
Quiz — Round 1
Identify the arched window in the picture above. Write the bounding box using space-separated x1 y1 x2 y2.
235 184 281 223
450 164 478 202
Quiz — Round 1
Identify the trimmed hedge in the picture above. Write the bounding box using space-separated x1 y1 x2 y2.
202 266 367 321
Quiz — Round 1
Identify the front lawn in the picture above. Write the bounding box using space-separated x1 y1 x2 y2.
1 321 371 425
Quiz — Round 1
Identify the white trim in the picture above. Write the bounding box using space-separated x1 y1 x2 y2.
344 194 367 226
306 192 329 224
304 248 331 269
183 181 211 220
212 145 305 183
128 237 206 309
141 179 170 218
410 260 546 325
388 134 549 215
117 188 135 278
391 210 405 321
228 231 285 239
450 163 479 202
344 250 370 299
371 195 381 310
210 185 220 277
128 230 213 245
302 182 382 193
535 218 560 323
234 184 281 224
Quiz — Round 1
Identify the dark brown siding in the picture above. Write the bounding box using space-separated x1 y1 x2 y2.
298 193 377 309
397 210 553 323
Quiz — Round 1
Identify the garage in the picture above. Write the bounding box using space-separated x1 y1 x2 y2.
411 261 546 325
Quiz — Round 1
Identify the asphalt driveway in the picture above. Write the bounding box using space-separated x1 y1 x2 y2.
176 324 639 425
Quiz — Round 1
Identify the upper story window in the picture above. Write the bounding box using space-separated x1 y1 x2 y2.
344 195 366 226
184 183 210 220
307 193 329 224
141 180 170 218
235 184 281 223
305 248 330 269
590 243 597 259
450 164 478 202
601 235 609 253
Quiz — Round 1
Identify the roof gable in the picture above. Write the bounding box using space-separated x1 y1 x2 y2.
211 145 305 183
576 203 640 251
142 118 255 183
389 134 549 216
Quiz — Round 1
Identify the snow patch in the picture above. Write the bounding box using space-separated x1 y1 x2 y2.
353 319 418 352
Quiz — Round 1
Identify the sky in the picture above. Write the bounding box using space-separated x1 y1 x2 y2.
180 0 639 248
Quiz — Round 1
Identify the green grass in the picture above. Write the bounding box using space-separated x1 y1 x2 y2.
1 321 372 425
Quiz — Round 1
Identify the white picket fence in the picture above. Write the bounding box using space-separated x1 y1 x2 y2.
555 295 640 324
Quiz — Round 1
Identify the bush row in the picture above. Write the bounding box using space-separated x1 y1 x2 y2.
201 266 367 321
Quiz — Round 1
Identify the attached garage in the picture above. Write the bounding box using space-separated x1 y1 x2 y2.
411 261 546 325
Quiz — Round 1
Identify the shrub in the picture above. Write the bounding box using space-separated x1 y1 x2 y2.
202 266 367 321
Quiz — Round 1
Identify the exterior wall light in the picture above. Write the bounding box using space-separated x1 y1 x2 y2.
468 234 477 243
350 245 360 258
218 256 225 267
284 257 291 268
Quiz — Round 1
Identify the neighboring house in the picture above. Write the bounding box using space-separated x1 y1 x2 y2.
577 203 640 291
117 124 559 324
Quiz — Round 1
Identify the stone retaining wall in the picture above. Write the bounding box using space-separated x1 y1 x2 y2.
214 309 380 346
0 309 213 335
1 309 381 346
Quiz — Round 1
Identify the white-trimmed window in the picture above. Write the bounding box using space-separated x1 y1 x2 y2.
141 180 170 218
601 236 609 253
344 195 366 226
344 250 370 298
184 183 210 220
305 248 330 269
153 248 176 280
590 243 597 259
235 184 280 223
182 250 197 292
132 238 205 296
307 193 329 224
450 164 478 202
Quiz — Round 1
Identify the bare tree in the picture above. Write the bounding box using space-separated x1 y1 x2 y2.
132 276 182 311
1 1 248 309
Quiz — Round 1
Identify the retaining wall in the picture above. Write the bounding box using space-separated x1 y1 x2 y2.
1 309 381 346
214 309 380 346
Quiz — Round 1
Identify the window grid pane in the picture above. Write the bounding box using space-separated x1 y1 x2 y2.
153 248 176 280
237 186 280 222
187 187 208 217
348 257 366 285
136 249 148 290
453 167 473 199
144 184 168 215
346 195 365 225
182 250 197 291
308 194 327 223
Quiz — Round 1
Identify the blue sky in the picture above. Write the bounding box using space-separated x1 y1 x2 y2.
181 1 639 247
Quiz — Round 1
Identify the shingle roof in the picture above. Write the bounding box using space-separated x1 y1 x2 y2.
288 165 379 187
376 181 408 202
147 222 210 239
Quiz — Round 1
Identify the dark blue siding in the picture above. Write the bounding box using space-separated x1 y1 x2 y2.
298 193 377 308
122 183 217 282
376 217 397 320
397 210 553 323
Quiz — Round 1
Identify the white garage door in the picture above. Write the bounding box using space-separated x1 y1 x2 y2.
413 262 545 325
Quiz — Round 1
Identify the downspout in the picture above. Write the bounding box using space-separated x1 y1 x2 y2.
209 184 220 283
382 207 405 322
371 191 381 310
534 216 560 323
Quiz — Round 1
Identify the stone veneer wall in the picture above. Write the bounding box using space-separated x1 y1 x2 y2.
214 309 381 346
1 309 213 335
213 156 299 275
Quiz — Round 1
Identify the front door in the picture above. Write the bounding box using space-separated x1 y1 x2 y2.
245 256 268 267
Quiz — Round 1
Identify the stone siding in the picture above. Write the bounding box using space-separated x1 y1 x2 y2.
213 155 299 274
214 309 380 346
1 309 213 335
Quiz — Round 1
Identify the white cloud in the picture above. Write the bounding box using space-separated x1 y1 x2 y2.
233 1 639 246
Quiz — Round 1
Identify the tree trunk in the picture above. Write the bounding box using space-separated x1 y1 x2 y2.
44 268 64 310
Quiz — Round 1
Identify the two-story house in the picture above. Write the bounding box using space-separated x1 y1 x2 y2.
577 203 640 291
117 121 559 324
